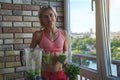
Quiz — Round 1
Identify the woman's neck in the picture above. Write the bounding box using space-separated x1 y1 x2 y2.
44 26 59 41
45 26 58 34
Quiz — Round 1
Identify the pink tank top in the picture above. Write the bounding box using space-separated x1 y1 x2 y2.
39 29 65 52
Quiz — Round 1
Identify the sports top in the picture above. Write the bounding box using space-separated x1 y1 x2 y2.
39 29 65 52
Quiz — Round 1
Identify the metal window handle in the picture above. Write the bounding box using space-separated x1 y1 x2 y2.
20 50 25 66
91 0 95 11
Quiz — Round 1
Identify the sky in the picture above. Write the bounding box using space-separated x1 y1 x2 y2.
70 0 120 33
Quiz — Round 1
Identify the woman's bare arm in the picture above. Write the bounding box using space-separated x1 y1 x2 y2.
62 30 69 53
29 31 41 48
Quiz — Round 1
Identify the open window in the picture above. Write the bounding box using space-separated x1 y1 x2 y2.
64 0 120 80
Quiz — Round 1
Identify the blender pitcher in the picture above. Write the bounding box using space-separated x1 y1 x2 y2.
20 48 43 80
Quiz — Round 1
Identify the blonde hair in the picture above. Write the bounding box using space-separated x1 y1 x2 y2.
38 5 57 27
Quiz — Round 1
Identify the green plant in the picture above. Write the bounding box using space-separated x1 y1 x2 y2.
64 64 81 80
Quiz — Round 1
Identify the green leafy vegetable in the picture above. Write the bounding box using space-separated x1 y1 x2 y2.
26 69 41 76
26 70 35 76
35 69 41 75
64 64 81 80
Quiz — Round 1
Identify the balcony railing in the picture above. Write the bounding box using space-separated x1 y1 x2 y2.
73 54 120 79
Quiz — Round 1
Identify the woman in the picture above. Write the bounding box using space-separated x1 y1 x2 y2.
30 5 68 80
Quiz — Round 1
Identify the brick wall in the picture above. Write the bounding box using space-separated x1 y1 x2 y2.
0 0 64 80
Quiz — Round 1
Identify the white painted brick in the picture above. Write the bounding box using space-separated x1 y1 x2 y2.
14 22 31 27
0 22 12 27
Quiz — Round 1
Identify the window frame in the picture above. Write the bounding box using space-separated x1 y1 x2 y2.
64 0 119 80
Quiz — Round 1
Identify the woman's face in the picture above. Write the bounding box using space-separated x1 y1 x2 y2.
41 8 56 27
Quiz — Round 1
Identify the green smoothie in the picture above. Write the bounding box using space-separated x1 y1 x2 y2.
35 69 41 75
58 54 66 63
42 53 50 64
26 69 41 76
26 70 35 76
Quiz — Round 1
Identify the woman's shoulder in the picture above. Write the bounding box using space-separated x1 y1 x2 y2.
33 29 44 37
58 28 68 40
34 30 41 35
34 28 45 34
58 28 68 36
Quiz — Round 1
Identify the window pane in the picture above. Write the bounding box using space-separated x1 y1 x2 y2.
70 0 96 70
110 0 120 77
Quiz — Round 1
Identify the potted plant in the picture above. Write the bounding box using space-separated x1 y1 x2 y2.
64 63 81 80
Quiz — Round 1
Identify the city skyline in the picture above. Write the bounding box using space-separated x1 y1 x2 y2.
70 0 120 33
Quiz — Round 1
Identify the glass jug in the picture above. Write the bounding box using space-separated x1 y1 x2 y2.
20 48 43 80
